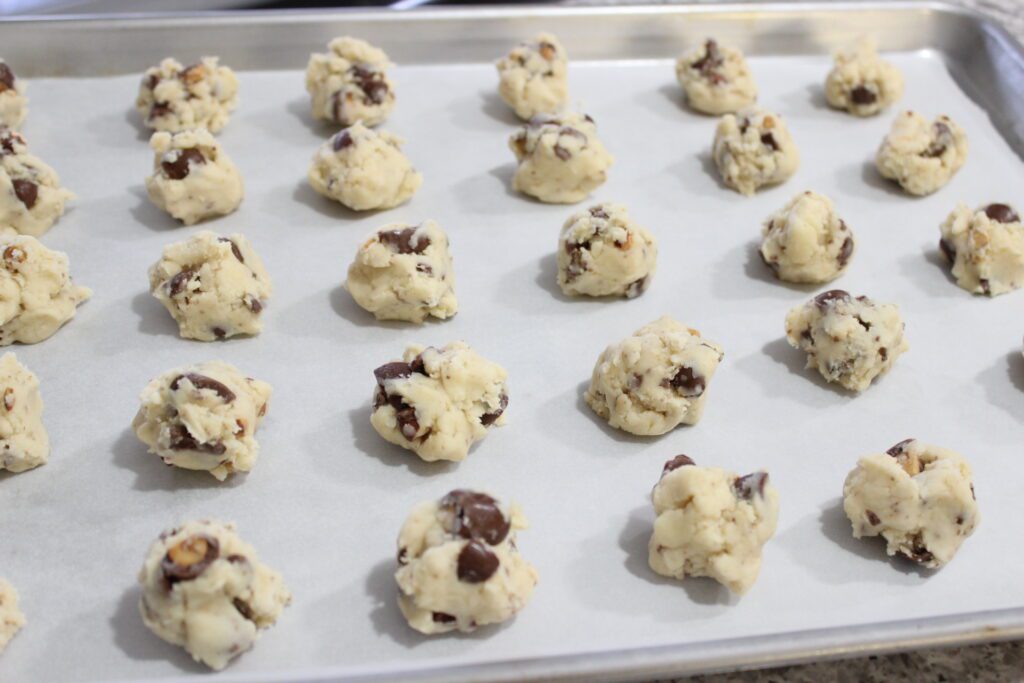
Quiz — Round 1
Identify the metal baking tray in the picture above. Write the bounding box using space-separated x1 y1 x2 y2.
1 3 1023 682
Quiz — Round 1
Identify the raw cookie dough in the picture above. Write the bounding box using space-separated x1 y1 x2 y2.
875 111 968 196
0 61 27 129
148 231 272 342
131 361 272 481
346 220 457 323
785 289 908 392
138 520 291 670
396 489 538 634
145 129 243 225
712 108 799 196
824 38 904 117
939 202 1024 297
371 342 508 462
0 353 48 474
557 202 658 298
496 33 569 120
675 39 757 115
0 578 25 654
0 127 74 237
137 57 239 134
649 455 779 595
305 36 395 127
759 191 854 284
584 316 724 436
0 234 91 345
308 123 422 211
509 112 613 204
843 438 979 568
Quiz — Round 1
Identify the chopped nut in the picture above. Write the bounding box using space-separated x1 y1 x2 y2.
2 387 13 411
3 245 26 265
538 42 557 60
180 63 207 85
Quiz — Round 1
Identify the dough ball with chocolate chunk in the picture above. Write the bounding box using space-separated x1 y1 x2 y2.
346 219 457 323
938 202 1024 297
0 234 91 345
131 361 271 481
584 316 724 436
136 57 239 134
0 60 27 129
509 112 613 204
557 202 657 298
308 122 422 211
760 191 854 284
0 578 26 654
824 38 904 117
395 490 538 634
145 129 244 225
496 33 569 120
0 353 49 474
712 108 799 196
138 520 291 670
371 342 508 462
306 36 396 128
0 127 75 237
675 39 757 115
875 111 968 196
148 231 272 342
785 290 908 393
843 439 979 569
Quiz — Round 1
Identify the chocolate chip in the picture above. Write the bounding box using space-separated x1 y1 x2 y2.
456 540 500 583
170 373 236 402
440 490 510 545
12 179 37 209
415 263 433 275
246 296 263 314
480 394 508 426
218 237 244 263
980 278 991 295
395 405 419 440
691 39 725 85
432 611 457 624
374 362 413 384
879 347 888 360
838 237 854 266
213 327 227 339
378 227 429 255
984 203 1019 224
149 102 172 120
662 454 695 475
0 63 14 91
865 510 881 526
850 85 877 105
553 145 571 161
145 73 160 90
397 547 408 565
538 41 557 61
886 438 915 457
161 535 219 585
3 245 25 265
665 365 705 398
905 534 934 565
813 289 850 310
409 351 430 376
167 423 226 455
856 316 871 331
939 238 956 263
167 268 196 297
162 147 205 180
734 472 768 500
760 249 780 276
589 206 609 220
333 130 353 151
350 64 389 105
922 122 951 158
760 133 778 151
233 598 255 622
625 277 647 298
0 128 24 155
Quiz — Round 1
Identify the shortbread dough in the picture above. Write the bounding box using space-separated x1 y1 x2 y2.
0 128 74 237
145 129 244 225
306 36 395 127
785 289 908 392
371 342 508 462
308 123 422 211
824 38 904 117
396 489 538 634
843 439 979 568
584 316 724 436
509 112 613 204
939 202 1024 297
557 202 658 298
712 108 799 196
0 61 27 129
346 220 457 323
496 33 569 120
149 231 272 342
760 191 854 284
0 353 48 474
137 57 239 134
0 234 91 345
132 361 272 481
138 520 291 670
649 455 779 595
675 39 757 115
875 111 968 196
0 578 25 654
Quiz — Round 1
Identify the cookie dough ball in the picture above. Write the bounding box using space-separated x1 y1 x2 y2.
346 220 457 323
131 361 271 481
875 111 968 196
509 112 613 204
557 202 657 298
584 316 724 436
0 578 25 654
496 33 568 120
138 520 291 670
0 127 74 237
136 57 239 134
0 234 91 345
371 342 508 463
759 191 854 284
843 439 979 568
0 61 26 129
308 123 422 211
712 108 799 196
649 455 779 595
396 490 538 634
305 36 395 127
145 129 244 225
785 290 908 392
939 202 1024 297
0 353 48 474
675 39 757 115
148 231 271 342
824 38 904 117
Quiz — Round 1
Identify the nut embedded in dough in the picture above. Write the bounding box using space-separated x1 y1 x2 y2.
0 60 27 129
306 36 395 127
0 126 75 237
938 202 1024 296
145 129 244 225
0 577 26 654
711 108 799 196
136 57 239 134
875 111 968 196
496 33 569 120
759 191 854 284
675 39 758 115
824 37 904 117
0 352 48 474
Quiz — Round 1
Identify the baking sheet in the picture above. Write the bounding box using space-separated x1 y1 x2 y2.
1 37 1023 683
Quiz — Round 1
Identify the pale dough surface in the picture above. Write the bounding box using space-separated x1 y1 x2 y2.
0 127 74 237
145 129 244 225
675 39 757 115
824 38 904 117
875 111 968 196
136 57 239 134
0 61 27 129
0 578 25 654
496 33 569 120
0 352 48 474
759 191 854 284
305 36 395 127
712 108 799 196
939 202 1024 296
509 112 613 204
